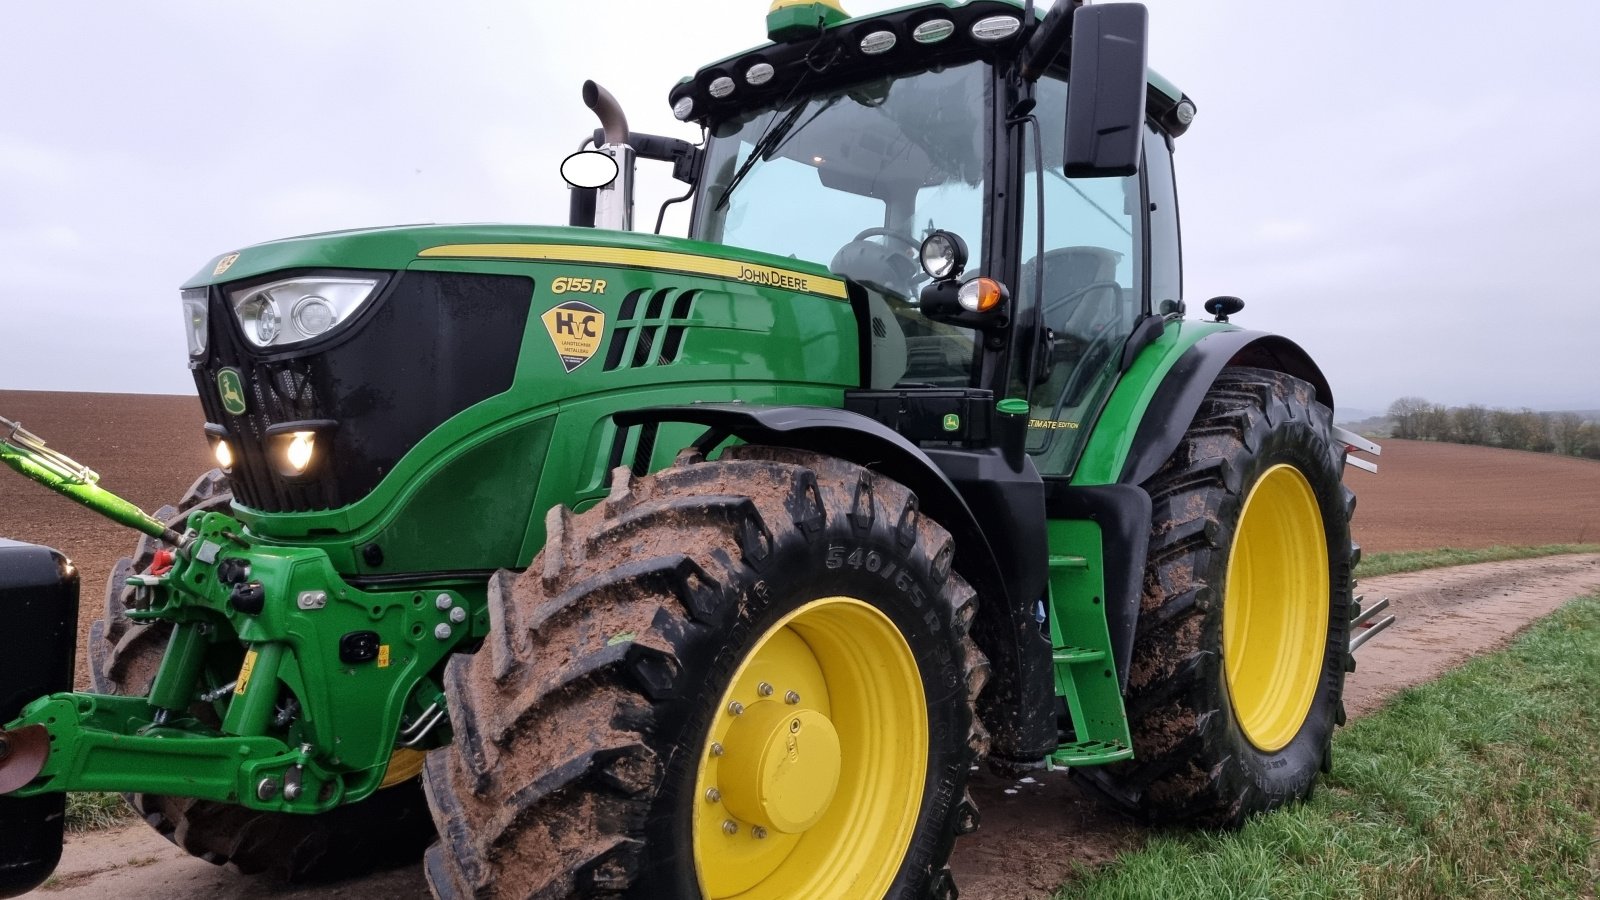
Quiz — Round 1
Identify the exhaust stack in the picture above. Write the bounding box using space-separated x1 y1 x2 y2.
582 80 636 231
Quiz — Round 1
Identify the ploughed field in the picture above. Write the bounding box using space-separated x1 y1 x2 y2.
3 389 1598 685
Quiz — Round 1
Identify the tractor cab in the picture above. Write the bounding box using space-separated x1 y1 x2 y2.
666 0 1196 478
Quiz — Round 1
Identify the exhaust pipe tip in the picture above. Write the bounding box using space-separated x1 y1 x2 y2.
582 80 629 147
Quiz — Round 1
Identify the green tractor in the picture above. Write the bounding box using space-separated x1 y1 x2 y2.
0 1 1388 897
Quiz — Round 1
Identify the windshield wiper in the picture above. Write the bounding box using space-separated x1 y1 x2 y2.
713 101 811 212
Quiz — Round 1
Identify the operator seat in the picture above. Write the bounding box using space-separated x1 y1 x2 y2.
1021 245 1126 407
1020 245 1124 332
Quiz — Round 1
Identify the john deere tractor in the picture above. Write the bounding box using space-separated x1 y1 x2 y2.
0 1 1388 897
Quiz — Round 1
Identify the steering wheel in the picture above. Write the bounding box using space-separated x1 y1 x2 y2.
831 228 929 299
851 227 922 254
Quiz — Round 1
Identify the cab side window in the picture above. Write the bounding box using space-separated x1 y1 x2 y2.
1145 125 1182 313
1021 75 1145 476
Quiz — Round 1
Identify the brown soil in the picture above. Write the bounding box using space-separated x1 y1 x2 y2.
1350 438 1600 552
0 390 209 688
5 391 1600 898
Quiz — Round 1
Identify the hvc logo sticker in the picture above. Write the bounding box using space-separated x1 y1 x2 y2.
541 301 606 373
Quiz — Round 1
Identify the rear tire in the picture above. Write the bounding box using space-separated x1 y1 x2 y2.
88 470 436 881
1080 367 1353 826
423 446 987 899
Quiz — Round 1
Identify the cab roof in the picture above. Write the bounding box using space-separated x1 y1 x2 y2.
670 0 1193 136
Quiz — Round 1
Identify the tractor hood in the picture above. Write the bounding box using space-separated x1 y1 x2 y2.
182 224 844 300
179 223 860 578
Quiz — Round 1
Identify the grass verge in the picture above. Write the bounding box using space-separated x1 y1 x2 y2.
1356 543 1600 578
1058 592 1600 899
66 792 132 832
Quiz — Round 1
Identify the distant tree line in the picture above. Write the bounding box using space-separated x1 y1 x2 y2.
1386 397 1600 460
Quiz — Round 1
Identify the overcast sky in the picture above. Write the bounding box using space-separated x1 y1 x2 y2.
2 1 1596 415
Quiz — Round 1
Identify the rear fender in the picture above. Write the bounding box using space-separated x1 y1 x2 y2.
1117 331 1333 487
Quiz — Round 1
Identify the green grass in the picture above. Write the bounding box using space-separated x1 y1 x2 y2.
65 791 132 832
1356 544 1600 578
1058 593 1600 900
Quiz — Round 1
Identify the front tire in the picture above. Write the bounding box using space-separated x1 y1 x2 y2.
423 446 987 898
1082 367 1354 826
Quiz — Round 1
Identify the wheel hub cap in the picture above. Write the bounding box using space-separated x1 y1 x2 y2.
721 706 841 833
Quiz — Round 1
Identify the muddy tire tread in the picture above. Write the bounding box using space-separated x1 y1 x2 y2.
424 447 986 899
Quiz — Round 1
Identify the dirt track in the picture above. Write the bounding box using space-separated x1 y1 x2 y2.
4 389 1600 897
30 553 1600 898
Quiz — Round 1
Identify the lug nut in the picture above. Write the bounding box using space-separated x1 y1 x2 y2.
728 701 744 716
752 826 768 840
705 787 721 803
449 606 467 624
785 690 801 705
710 742 724 757
434 623 453 641
435 593 453 610
757 682 774 697
722 820 738 835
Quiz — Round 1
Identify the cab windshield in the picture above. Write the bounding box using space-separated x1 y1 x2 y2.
692 62 989 388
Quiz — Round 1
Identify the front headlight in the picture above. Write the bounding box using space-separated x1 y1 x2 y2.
226 276 382 349
181 288 209 357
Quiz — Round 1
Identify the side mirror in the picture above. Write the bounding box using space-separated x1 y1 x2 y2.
1064 3 1149 178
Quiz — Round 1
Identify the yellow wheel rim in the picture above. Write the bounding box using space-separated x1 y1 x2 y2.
379 747 427 788
1222 464 1329 753
693 597 927 900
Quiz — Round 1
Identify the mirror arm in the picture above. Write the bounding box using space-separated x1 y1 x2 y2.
1020 0 1082 81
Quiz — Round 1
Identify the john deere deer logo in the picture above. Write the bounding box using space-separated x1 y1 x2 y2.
216 368 248 415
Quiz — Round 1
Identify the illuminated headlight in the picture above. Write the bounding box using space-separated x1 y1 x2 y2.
709 76 735 99
285 432 315 473
971 15 1021 41
264 420 336 479
203 424 233 472
673 96 695 120
227 276 381 349
181 288 209 357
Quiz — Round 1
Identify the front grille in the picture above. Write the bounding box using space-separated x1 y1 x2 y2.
195 270 533 513
199 354 340 512
603 287 698 371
